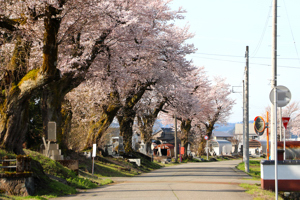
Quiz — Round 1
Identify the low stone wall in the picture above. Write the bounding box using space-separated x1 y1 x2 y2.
0 177 35 196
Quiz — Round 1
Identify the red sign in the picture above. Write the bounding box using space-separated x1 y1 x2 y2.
204 135 209 140
180 147 185 155
282 117 290 129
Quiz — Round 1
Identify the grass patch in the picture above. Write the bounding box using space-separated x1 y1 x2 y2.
237 159 284 200
240 183 283 200
237 160 261 180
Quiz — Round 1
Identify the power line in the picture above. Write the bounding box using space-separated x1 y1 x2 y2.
193 52 300 60
283 0 300 65
251 0 273 57
190 55 300 69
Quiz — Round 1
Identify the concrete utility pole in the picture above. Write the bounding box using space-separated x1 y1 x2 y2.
271 1 278 199
271 0 277 161
244 46 249 173
175 116 178 162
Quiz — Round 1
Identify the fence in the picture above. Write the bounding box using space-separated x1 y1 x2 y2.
0 156 32 173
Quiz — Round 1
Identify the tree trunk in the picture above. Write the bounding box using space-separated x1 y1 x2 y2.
117 109 136 154
138 116 155 155
0 92 29 154
61 100 72 149
0 3 65 154
41 83 64 144
198 121 216 157
83 92 121 150
137 100 166 154
198 135 206 156
180 119 191 158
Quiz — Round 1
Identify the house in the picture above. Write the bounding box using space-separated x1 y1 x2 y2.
249 139 270 156
234 123 259 140
212 131 234 141
153 143 174 157
208 139 232 155
235 123 260 152
152 128 181 145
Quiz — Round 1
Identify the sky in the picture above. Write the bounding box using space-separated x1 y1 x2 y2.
170 0 300 123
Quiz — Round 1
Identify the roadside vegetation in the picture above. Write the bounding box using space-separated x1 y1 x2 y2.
0 149 162 199
237 159 284 200
237 160 261 180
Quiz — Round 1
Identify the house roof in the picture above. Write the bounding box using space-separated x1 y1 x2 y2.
152 128 176 140
212 131 234 137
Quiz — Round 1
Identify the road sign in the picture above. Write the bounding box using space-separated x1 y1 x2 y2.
92 144 96 157
282 117 290 129
269 85 291 107
254 116 265 136
204 135 209 140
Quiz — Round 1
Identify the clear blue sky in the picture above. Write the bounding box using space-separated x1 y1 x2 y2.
170 0 300 123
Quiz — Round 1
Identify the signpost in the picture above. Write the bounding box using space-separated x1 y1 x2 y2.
282 117 290 160
92 144 96 175
269 85 291 200
204 135 209 160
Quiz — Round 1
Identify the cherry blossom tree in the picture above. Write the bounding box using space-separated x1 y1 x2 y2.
66 0 195 152
261 101 300 140
158 67 211 157
0 0 66 154
196 76 235 155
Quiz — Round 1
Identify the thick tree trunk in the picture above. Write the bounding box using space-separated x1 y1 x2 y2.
0 4 65 154
0 93 29 154
198 122 215 156
137 100 166 154
138 116 155 144
61 100 72 149
138 116 155 155
180 119 191 158
198 135 206 156
115 82 155 154
83 92 121 150
41 83 63 142
117 109 135 154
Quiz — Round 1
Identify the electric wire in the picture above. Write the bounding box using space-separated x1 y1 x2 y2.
193 52 300 60
283 0 300 65
251 0 273 57
190 55 300 69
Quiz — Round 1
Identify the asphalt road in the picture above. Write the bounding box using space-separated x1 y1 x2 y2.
52 159 260 200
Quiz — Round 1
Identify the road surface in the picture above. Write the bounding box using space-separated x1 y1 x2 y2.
52 159 260 200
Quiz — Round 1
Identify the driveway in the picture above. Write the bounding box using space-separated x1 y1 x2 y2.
52 159 260 200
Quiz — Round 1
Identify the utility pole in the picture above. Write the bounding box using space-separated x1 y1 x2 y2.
231 85 243 159
244 46 249 173
271 1 278 199
243 80 245 163
175 116 178 162
271 0 277 161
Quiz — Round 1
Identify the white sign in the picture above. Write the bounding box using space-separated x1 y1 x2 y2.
269 85 291 107
92 144 97 157
204 135 209 140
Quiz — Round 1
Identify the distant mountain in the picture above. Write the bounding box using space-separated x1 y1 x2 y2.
214 123 235 132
